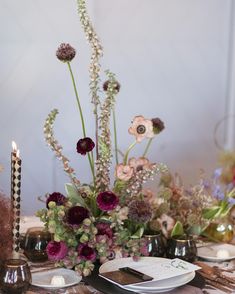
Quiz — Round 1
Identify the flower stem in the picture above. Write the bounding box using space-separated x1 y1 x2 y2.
142 138 153 157
67 62 95 184
112 108 119 165
123 141 137 165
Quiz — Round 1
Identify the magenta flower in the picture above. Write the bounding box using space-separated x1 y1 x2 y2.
76 137 95 155
97 191 119 211
46 241 68 261
77 243 97 261
56 43 76 62
46 192 66 209
96 222 113 239
67 206 89 226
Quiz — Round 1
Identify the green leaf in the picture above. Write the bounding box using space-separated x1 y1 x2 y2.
171 221 184 237
202 206 221 220
131 227 144 239
65 183 87 208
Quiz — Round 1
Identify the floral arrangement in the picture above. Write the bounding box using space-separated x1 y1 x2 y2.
152 169 235 238
37 0 167 276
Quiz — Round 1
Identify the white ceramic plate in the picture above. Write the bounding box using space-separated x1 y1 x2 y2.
197 243 235 262
31 268 82 289
99 257 195 293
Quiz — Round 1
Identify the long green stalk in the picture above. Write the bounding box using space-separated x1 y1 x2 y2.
142 138 153 157
112 108 119 165
67 62 95 184
123 141 137 165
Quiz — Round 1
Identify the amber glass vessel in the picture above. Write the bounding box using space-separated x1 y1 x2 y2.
23 227 51 262
0 259 31 293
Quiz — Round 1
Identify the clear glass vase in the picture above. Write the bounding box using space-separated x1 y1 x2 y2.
203 219 234 243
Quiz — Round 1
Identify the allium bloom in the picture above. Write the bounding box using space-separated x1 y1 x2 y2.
151 117 165 134
67 206 89 226
46 241 68 261
46 192 66 209
128 116 154 142
56 43 76 62
128 157 151 172
103 80 121 92
128 199 152 223
77 243 97 261
115 164 134 181
157 214 175 238
97 191 119 211
76 137 95 155
96 222 113 238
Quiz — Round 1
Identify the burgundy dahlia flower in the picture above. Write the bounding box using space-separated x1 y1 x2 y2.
76 137 95 155
46 241 68 261
46 192 66 209
67 206 89 226
77 243 96 261
97 191 119 211
96 222 113 238
56 43 76 62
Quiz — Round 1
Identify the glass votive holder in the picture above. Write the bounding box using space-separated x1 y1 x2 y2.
144 232 166 257
0 259 31 294
23 227 51 262
166 235 197 262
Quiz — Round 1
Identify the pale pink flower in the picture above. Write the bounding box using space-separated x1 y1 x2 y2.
157 214 175 238
128 116 154 142
142 189 160 205
128 157 152 171
115 164 134 181
117 207 129 221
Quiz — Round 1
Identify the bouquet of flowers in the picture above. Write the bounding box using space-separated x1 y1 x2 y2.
37 0 167 276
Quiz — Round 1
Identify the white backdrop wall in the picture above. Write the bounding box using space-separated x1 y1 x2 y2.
0 0 234 214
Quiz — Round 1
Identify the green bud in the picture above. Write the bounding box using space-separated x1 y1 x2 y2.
48 201 56 208
80 234 89 243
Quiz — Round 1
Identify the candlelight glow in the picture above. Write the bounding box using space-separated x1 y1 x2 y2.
12 141 17 152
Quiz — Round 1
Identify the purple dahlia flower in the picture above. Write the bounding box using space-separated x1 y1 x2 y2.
76 137 95 155
97 191 119 211
46 241 68 261
67 206 89 226
46 192 66 209
77 243 96 261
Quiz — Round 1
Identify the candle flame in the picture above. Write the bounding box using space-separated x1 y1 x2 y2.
12 141 17 152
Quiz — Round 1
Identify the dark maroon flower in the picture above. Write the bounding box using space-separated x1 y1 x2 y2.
103 80 121 92
76 137 95 155
151 117 165 134
77 243 96 261
97 191 119 211
46 241 68 261
96 222 113 238
67 206 89 226
46 192 66 209
56 43 76 62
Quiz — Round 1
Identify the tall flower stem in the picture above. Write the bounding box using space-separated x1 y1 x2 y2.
112 108 119 165
67 62 95 184
142 138 153 157
123 141 137 165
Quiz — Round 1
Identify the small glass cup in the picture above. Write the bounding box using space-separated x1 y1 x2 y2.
23 227 51 262
144 232 166 257
0 259 31 294
166 235 197 262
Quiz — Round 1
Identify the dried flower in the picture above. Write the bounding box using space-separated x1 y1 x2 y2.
97 191 119 211
128 199 152 223
76 137 95 155
77 243 96 261
128 116 154 142
46 192 66 209
67 206 89 226
151 117 165 134
103 80 121 92
56 43 76 62
115 164 134 181
46 241 68 260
